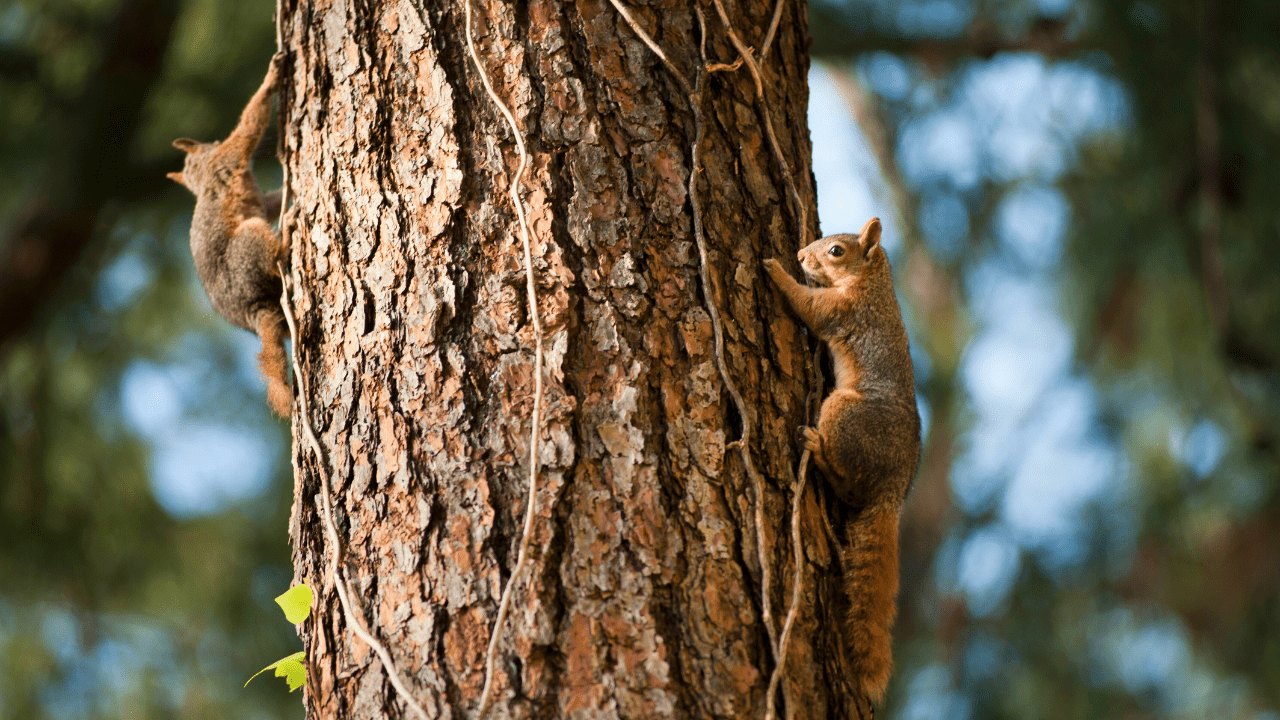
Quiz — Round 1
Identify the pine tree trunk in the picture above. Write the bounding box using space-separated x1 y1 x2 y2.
278 0 860 716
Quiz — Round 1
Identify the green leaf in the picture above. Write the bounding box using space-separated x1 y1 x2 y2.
245 651 306 690
275 583 313 624
275 655 307 692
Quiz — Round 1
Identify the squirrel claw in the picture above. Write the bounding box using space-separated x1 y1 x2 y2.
267 52 286 84
795 425 820 450
801 426 822 454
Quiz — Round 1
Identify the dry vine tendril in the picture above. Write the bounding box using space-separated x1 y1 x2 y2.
604 2 815 719
701 3 817 717
461 0 549 717
600 0 781 674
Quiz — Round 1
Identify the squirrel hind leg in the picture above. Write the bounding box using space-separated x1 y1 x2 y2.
801 425 839 479
255 310 292 417
262 189 283 225
819 394 916 501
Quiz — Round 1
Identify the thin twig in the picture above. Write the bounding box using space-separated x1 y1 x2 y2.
767 342 823 720
710 0 807 247
707 58 744 74
760 0 786 61
279 268 431 720
463 2 546 717
605 0 781 665
764 448 809 720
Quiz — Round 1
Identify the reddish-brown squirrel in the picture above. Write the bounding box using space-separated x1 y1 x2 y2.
167 55 291 417
764 217 921 704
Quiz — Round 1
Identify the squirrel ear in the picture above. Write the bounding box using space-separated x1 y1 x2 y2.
859 217 882 258
172 138 201 154
166 171 187 187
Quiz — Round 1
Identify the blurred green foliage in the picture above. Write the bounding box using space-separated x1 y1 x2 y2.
0 0 298 718
814 0 1280 718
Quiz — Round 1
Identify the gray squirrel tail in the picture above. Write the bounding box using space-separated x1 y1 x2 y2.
842 504 900 704
255 309 292 417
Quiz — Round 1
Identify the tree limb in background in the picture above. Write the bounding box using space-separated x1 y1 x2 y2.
824 66 964 661
0 0 179 348
824 68 963 348
1195 0 1228 336
810 11 1080 68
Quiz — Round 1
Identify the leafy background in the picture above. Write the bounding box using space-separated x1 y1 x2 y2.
1 0 1277 718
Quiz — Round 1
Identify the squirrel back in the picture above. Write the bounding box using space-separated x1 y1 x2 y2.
764 216 921 704
167 57 291 417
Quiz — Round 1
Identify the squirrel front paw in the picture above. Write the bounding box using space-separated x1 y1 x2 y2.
763 258 788 284
267 52 286 86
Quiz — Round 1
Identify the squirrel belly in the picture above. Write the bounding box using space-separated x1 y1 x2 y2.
765 216 921 705
168 56 292 417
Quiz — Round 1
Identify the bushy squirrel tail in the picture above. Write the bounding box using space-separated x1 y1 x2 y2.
255 309 292 417
842 504 900 704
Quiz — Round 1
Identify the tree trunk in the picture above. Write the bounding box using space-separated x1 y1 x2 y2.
278 0 857 716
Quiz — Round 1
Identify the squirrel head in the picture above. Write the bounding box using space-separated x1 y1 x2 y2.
166 138 222 194
797 217 883 287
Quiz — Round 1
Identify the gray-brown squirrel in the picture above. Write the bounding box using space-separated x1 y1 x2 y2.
167 55 291 417
764 217 921 703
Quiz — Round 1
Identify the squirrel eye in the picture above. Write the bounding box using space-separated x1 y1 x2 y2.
828 245 845 258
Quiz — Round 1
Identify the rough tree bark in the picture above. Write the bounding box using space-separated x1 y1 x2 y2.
278 0 863 716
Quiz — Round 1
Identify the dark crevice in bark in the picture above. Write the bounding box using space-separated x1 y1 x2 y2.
427 1 484 250
433 603 461 709
652 580 697 715
533 474 574 715
557 1 607 135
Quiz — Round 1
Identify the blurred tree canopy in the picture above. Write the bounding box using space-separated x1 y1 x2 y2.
0 1 299 718
1 0 1277 718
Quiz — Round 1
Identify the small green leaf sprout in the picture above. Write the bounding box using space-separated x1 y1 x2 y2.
246 583 312 692
245 651 307 692
275 583 314 624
